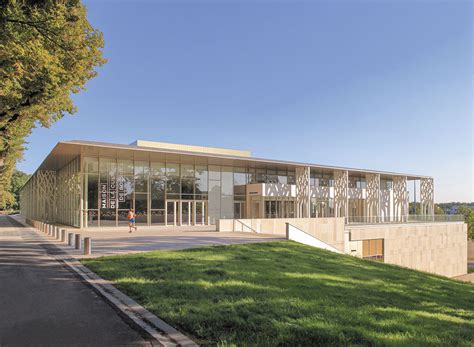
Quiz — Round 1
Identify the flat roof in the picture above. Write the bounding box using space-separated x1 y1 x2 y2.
132 139 251 158
30 139 431 180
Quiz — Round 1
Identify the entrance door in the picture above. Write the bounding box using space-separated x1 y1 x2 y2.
180 201 192 226
166 200 179 226
195 201 207 225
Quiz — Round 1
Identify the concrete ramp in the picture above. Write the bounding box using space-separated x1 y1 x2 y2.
286 223 342 254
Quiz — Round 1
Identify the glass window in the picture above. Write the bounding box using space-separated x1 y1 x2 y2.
150 177 165 209
118 159 134 176
166 163 180 194
118 210 130 226
233 168 247 186
181 178 194 197
381 179 393 190
86 210 98 227
288 171 296 185
151 210 165 224
85 174 98 209
266 170 277 183
118 176 134 210
135 193 148 225
134 161 149 176
248 168 257 184
84 157 98 173
135 173 148 193
99 158 116 184
208 165 221 180
256 169 266 183
208 179 221 224
181 164 194 178
150 162 165 177
278 170 288 184
100 208 116 227
195 165 208 194
221 167 233 196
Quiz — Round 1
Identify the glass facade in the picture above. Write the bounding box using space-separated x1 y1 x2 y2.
82 157 299 227
80 156 398 227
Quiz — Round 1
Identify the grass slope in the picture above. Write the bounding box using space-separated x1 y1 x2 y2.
82 241 474 346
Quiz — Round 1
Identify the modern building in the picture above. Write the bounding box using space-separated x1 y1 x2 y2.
20 139 434 228
20 140 467 277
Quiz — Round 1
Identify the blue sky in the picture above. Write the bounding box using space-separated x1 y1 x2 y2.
18 0 473 202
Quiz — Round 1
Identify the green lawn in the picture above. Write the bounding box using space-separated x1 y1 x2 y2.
82 242 474 346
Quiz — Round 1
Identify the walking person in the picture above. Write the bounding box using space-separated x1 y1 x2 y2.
128 209 137 233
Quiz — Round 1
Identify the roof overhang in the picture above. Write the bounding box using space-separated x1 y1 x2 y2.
32 140 431 180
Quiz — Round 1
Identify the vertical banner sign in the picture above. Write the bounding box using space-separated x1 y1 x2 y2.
109 175 117 208
118 176 125 202
100 183 107 208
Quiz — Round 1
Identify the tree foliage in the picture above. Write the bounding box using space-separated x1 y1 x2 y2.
0 0 106 207
3 169 30 210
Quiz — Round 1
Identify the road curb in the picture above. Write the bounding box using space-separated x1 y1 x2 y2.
10 216 198 347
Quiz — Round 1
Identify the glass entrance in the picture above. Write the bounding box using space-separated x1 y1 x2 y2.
180 201 191 226
195 201 208 225
166 200 179 226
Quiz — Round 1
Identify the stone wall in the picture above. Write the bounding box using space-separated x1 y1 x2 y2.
346 222 467 278
217 217 346 252
468 240 474 260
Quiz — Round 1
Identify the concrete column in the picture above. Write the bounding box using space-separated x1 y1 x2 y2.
84 237 92 255
75 234 81 250
68 233 74 246
60 229 66 242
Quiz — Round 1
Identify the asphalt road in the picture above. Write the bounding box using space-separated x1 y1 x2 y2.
0 216 153 347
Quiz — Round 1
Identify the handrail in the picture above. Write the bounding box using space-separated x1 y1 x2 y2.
233 219 259 233
286 222 342 254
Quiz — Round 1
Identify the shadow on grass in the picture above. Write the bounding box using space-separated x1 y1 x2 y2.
83 241 474 346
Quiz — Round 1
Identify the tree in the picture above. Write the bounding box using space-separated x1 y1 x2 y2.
466 211 474 240
0 0 106 208
434 205 444 215
3 169 30 210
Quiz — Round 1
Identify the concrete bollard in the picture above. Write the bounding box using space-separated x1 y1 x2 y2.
60 229 66 242
68 233 74 246
75 234 81 250
84 237 92 255
47 224 51 235
55 227 61 240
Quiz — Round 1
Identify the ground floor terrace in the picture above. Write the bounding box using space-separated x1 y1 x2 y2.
20 140 439 229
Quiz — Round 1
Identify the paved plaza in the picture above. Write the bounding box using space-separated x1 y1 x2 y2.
23 221 285 259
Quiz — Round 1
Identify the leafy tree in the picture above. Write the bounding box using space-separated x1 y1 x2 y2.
0 0 106 207
466 211 474 240
434 204 444 215
457 205 472 219
4 169 30 210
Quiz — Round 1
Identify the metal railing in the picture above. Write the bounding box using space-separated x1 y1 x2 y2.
345 214 465 225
